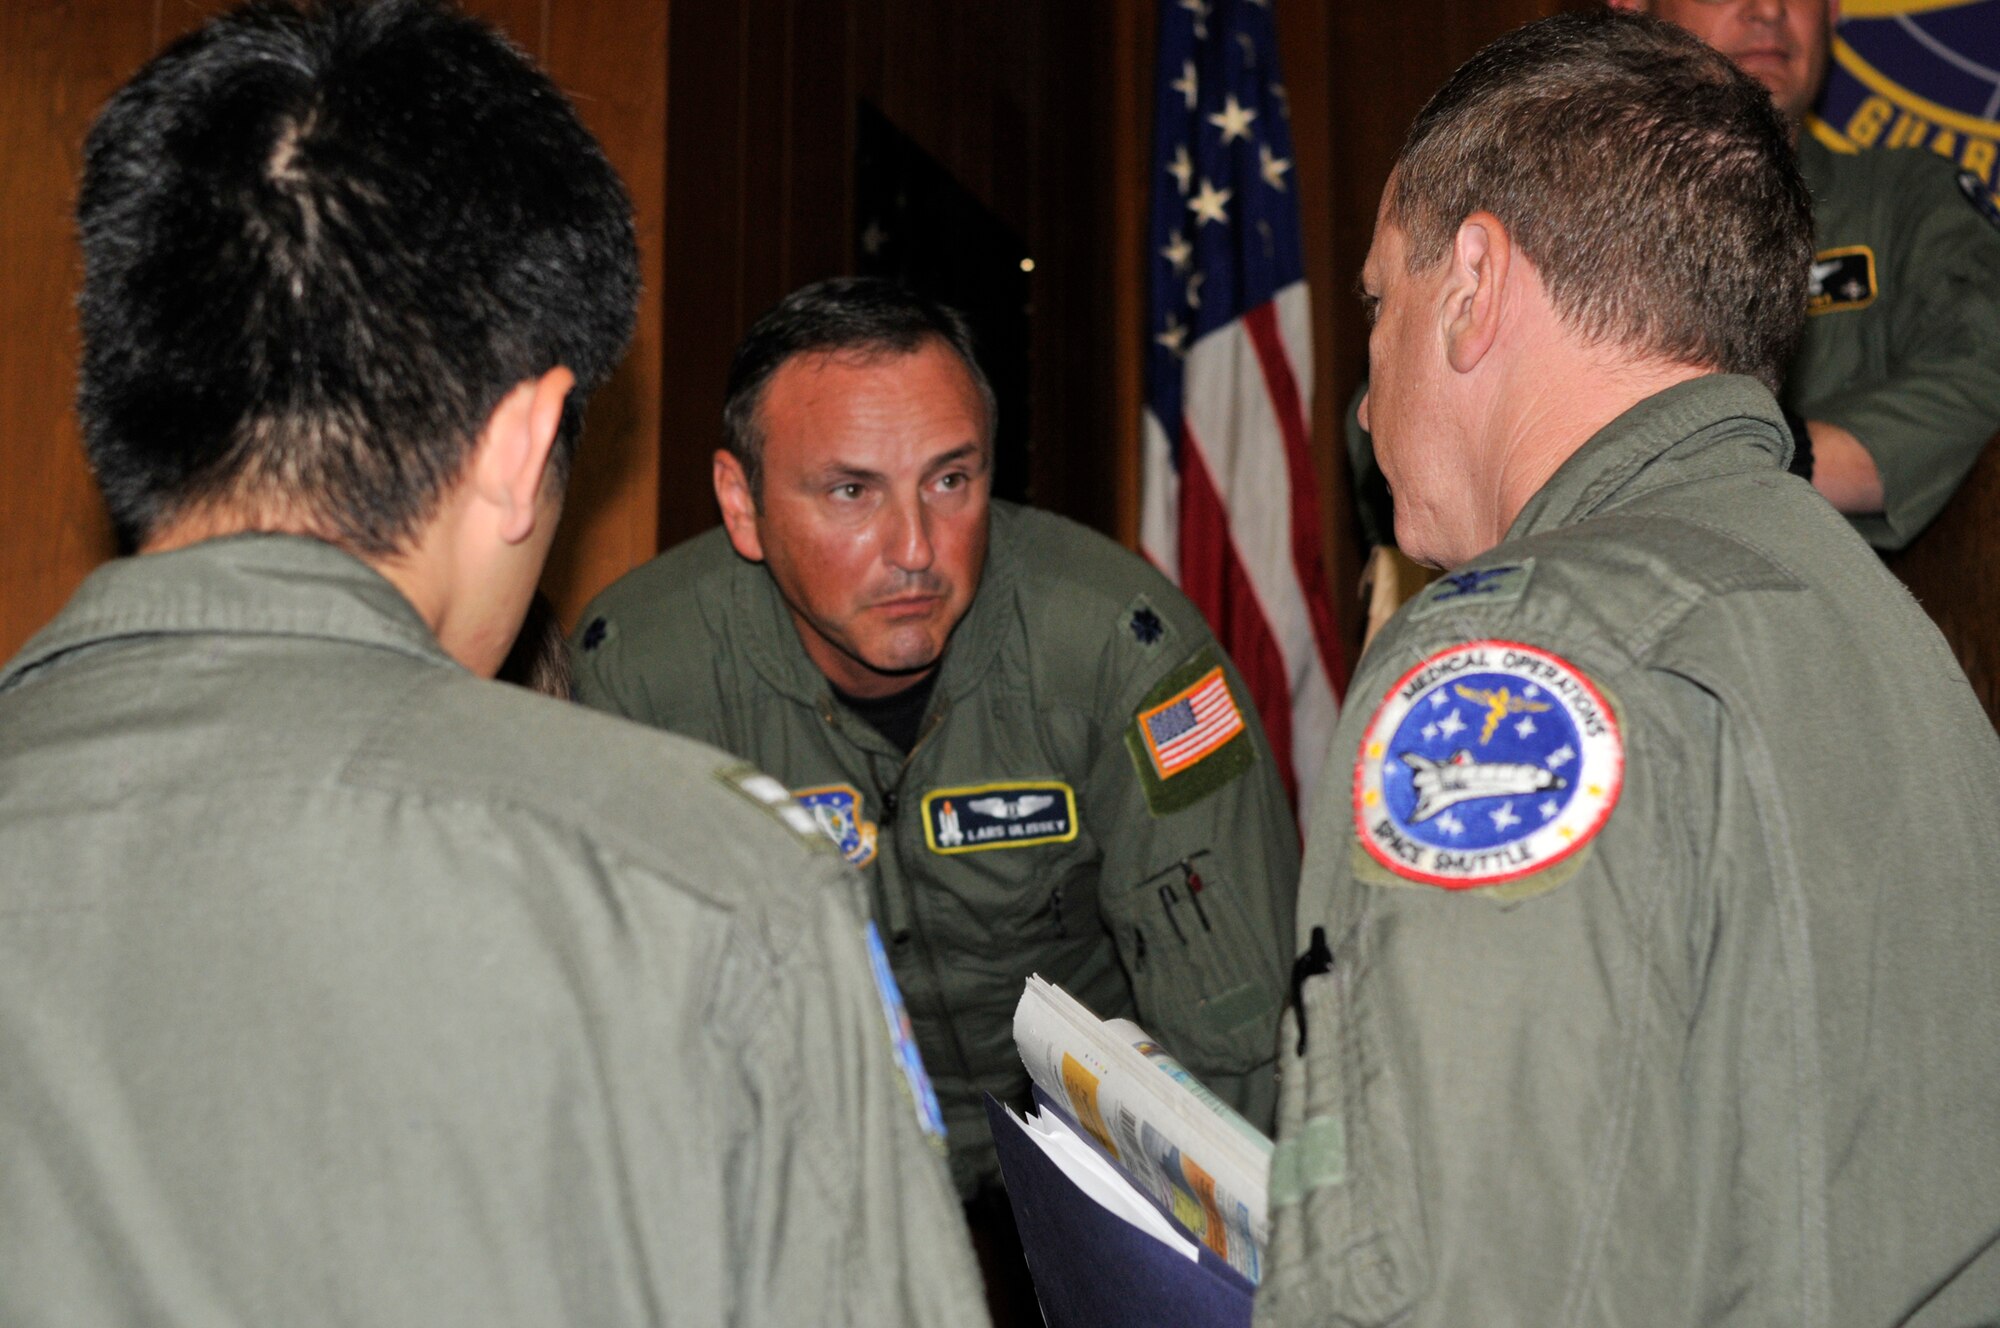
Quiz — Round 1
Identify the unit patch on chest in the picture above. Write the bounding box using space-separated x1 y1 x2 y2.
922 781 1077 854
792 784 880 868
1353 641 1622 893
1807 245 1876 315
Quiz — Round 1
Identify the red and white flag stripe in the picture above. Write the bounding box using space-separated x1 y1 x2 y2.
1142 282 1346 812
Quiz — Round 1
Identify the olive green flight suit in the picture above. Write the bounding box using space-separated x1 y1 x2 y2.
1258 377 2000 1327
1790 136 2000 550
1346 143 2000 552
0 535 988 1328
573 502 1300 1196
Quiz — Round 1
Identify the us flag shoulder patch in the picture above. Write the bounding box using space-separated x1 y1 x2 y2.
1140 665 1246 779
1126 646 1256 816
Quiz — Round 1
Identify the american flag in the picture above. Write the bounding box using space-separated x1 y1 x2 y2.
1142 666 1247 779
1140 0 1346 811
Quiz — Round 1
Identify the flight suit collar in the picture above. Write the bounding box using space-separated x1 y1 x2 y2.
0 533 452 691
1506 374 1791 542
727 500 1025 738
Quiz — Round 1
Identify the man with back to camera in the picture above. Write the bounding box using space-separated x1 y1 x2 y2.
0 3 987 1324
571 278 1300 1208
1349 0 2000 555
1256 13 2000 1326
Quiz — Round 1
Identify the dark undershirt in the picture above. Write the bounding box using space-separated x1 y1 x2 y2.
830 670 938 755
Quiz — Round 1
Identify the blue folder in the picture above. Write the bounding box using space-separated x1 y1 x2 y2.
985 1089 1255 1328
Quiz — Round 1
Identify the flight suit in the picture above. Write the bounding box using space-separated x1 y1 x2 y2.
0 535 988 1328
1257 376 2000 1326
1790 135 2000 550
574 501 1300 1195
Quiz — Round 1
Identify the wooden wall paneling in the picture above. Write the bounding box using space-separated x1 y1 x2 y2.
0 2 155 660
1887 437 2000 729
739 0 797 324
1030 0 1126 538
536 0 668 625
784 0 853 290
1276 0 1360 670
155 0 238 47
1108 0 1156 549
658 0 750 550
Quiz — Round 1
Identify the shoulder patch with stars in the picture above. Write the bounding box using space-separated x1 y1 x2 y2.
1125 645 1254 815
1958 170 2000 233
1807 245 1876 315
1353 641 1622 892
792 784 880 867
713 764 831 849
1410 560 1534 620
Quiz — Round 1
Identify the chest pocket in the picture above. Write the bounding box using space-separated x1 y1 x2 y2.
1117 856 1283 1074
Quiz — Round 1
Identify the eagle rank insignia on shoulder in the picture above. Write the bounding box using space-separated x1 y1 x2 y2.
1354 640 1622 891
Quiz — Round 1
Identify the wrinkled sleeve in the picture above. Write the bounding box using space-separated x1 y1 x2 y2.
1797 172 2000 551
1256 677 1725 1326
711 855 991 1327
1088 634 1300 1134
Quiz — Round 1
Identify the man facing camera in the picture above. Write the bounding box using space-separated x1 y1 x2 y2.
0 4 985 1325
1258 13 2000 1326
574 278 1299 1203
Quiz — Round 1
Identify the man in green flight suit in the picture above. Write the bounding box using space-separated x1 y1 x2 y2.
1609 0 2000 549
1258 13 2000 1326
572 279 1299 1210
0 6 986 1325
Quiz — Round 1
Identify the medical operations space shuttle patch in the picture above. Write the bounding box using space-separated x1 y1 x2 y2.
1354 641 1622 892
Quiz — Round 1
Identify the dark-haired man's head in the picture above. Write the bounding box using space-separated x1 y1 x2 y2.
718 277 996 505
1609 0 1838 128
1359 12 1813 565
712 278 995 699
76 0 639 669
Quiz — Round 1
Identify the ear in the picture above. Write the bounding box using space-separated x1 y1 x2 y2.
1442 212 1511 376
712 449 766 563
471 365 574 545
1604 0 1647 13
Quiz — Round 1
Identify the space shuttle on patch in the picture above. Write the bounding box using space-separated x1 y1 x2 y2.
1402 750 1566 823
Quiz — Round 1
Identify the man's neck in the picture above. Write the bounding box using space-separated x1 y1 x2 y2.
1482 349 1713 547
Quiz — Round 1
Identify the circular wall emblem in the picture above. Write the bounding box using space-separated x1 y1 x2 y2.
1353 641 1623 889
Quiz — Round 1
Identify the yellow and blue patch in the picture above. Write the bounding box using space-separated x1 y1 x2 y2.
792 783 880 868
922 781 1077 854
1353 641 1622 891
